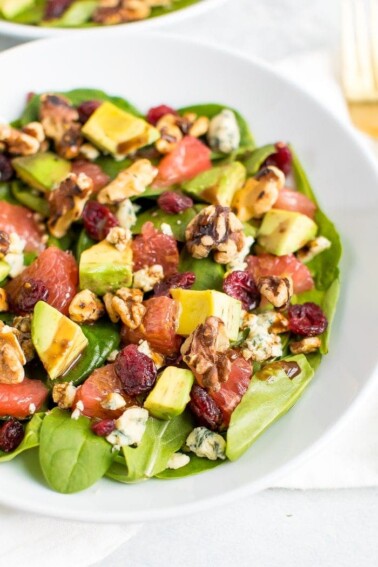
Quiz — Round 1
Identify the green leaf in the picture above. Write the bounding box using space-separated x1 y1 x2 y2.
11 181 49 217
108 413 193 483
75 228 95 261
0 413 45 462
53 320 120 387
179 249 225 291
226 355 315 461
39 408 113 493
133 206 200 242
95 155 133 180
0 182 18 204
242 144 276 176
156 454 223 479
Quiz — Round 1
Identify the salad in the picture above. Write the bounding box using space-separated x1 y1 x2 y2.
0 0 199 28
0 88 341 493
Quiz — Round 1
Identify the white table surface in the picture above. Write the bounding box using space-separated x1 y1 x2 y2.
1 1 377 566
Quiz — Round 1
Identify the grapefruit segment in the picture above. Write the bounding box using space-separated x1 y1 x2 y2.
132 221 179 276
0 378 48 419
0 202 45 253
273 188 316 219
247 253 314 294
210 355 252 425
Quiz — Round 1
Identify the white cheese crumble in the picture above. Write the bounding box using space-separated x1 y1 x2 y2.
4 232 26 277
242 312 283 362
227 235 254 272
106 407 148 448
186 427 226 461
107 349 120 362
100 392 126 411
71 400 84 420
167 452 190 470
28 403 36 415
79 143 100 161
116 199 137 230
137 340 165 369
207 109 240 154
160 222 173 236
133 264 164 292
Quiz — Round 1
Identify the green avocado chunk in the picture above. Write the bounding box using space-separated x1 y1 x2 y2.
12 152 71 192
0 0 34 18
257 209 317 255
182 162 246 206
79 240 133 295
46 0 97 26
144 367 195 420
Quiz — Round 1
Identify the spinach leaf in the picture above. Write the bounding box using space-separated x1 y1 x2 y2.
39 408 113 493
47 232 73 251
226 354 314 461
108 413 193 483
11 181 49 217
133 206 200 242
0 413 45 462
156 454 223 479
179 249 225 291
75 228 95 260
0 183 18 204
242 144 276 176
95 155 133 180
54 320 120 387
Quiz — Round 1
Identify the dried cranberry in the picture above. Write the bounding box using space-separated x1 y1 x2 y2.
91 419 115 437
0 154 14 182
115 344 157 396
157 191 193 214
223 271 261 311
44 0 73 19
146 105 177 126
9 278 49 314
264 142 292 175
189 385 222 431
153 271 196 297
288 302 328 336
77 100 102 124
82 201 119 241
0 419 24 453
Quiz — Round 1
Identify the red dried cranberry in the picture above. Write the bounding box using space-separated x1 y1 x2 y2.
0 154 14 182
189 385 222 431
77 100 102 124
44 0 73 19
157 191 193 214
115 345 157 396
146 105 177 126
153 271 196 297
0 419 24 453
223 271 261 311
9 278 49 314
91 419 115 437
82 201 119 241
264 142 292 175
288 302 328 336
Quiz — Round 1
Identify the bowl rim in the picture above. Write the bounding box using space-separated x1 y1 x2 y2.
0 32 377 523
0 0 227 39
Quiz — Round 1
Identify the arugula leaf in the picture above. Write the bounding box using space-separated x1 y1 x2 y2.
226 354 314 461
156 454 223 479
0 413 45 462
39 408 113 493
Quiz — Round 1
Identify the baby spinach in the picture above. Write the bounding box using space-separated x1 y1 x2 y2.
54 320 120 387
0 182 18 204
75 229 95 260
0 413 45 462
226 354 314 461
107 413 193 483
133 206 201 242
39 408 113 493
156 454 223 479
95 155 133 180
242 144 276 176
11 181 49 217
179 249 225 291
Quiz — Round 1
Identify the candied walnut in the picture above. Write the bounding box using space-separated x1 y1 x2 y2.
155 114 183 154
107 288 146 330
106 226 131 251
0 288 9 312
133 265 164 293
178 112 209 138
185 205 246 264
0 124 40 156
55 123 83 160
290 336 321 354
22 122 46 144
97 159 158 204
48 172 93 238
0 230 10 258
233 166 285 221
266 311 289 334
257 275 293 310
12 315 34 362
68 289 105 324
39 93 82 158
181 316 231 392
93 0 150 25
52 382 77 409
0 322 26 384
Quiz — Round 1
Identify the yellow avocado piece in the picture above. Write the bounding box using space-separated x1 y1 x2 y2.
81 101 160 157
31 301 88 380
170 289 242 340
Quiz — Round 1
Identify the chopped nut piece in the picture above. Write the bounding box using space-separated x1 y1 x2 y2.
100 392 126 411
290 336 321 354
12 315 34 362
56 123 83 160
155 113 183 154
69 289 105 324
133 264 164 292
0 288 9 312
48 172 93 238
52 382 77 409
181 316 230 392
258 275 293 310
0 323 26 384
110 288 146 329
188 115 210 138
97 159 157 204
233 166 285 221
0 123 40 156
93 0 151 26
79 143 100 161
106 226 131 251
297 236 332 263
22 121 45 144
0 230 10 259
103 292 120 323
39 93 82 159
185 205 246 264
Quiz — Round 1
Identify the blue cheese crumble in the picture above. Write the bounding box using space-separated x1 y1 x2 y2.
106 407 148 448
186 427 226 461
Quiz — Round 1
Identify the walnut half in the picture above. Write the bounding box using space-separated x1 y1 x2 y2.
257 276 293 310
104 288 146 329
185 205 246 264
0 322 26 384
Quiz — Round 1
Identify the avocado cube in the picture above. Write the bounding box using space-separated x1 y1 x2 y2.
0 260 10 283
170 289 242 340
12 152 71 192
257 209 317 256
81 101 160 157
182 162 246 207
79 240 133 295
31 301 88 380
144 367 194 420
0 0 34 18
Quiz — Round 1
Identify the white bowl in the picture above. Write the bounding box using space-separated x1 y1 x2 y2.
0 0 226 39
0 34 377 523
